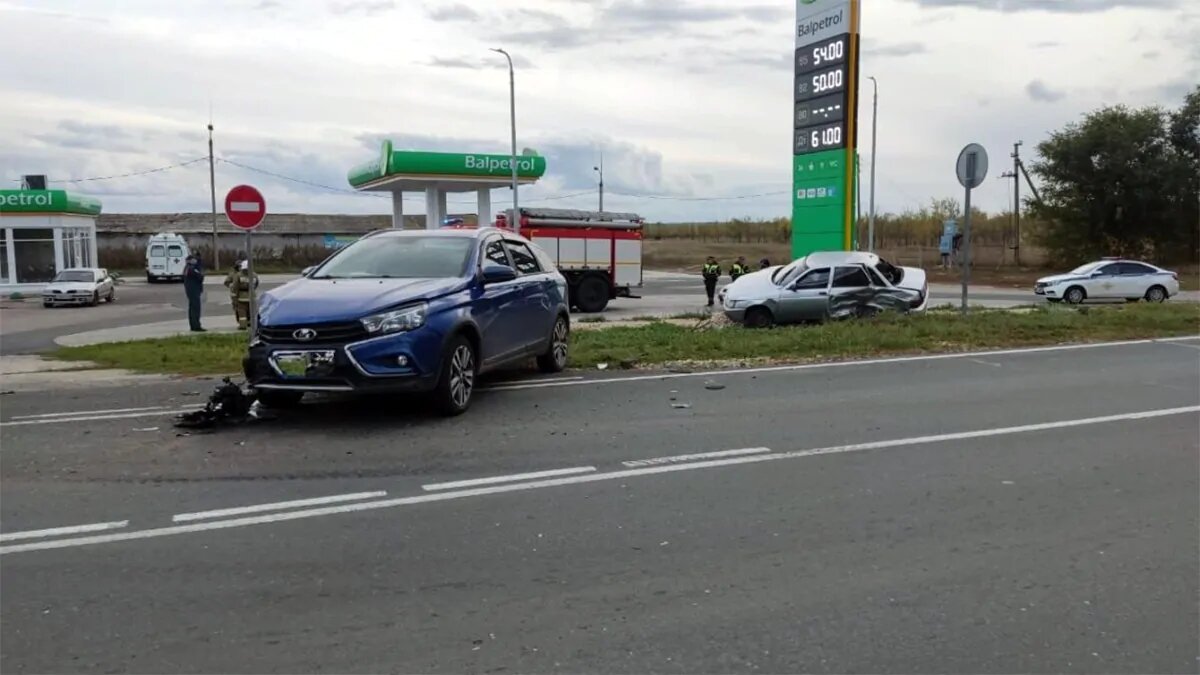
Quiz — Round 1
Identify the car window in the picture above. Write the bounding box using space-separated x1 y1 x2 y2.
149 245 165 257
167 245 184 257
1097 264 1121 275
864 265 888 286
832 266 872 288
1119 262 1154 275
875 258 902 284
792 267 830 290
775 260 808 286
482 238 511 267
52 271 96 283
311 235 474 279
503 240 542 275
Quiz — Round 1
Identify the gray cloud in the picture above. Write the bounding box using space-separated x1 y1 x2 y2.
253 0 281 10
1031 40 1060 48
903 0 1178 12
863 42 928 58
426 2 480 21
329 0 395 16
1025 79 1065 102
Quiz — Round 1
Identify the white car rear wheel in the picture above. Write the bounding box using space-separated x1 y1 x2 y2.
1145 285 1167 303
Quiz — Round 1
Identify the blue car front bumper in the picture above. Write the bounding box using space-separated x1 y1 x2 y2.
243 327 446 393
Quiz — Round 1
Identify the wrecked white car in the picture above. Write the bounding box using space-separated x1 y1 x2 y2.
720 251 928 328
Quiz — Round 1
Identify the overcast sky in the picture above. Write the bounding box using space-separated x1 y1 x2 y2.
0 0 1195 221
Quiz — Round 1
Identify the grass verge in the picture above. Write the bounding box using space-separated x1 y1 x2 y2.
51 303 1199 376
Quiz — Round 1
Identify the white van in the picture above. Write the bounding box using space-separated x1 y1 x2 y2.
145 233 190 283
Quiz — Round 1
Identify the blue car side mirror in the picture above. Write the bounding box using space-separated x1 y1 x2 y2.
481 263 517 284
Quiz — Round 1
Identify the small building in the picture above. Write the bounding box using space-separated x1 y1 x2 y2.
0 186 102 290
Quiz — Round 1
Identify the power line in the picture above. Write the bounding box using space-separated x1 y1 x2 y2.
8 157 208 184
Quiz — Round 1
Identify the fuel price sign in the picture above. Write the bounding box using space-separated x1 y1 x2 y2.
792 0 861 257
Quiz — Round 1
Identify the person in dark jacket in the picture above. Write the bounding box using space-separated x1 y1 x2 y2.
702 256 721 307
183 254 206 332
759 258 771 270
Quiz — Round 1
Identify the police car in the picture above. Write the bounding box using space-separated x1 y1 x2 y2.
1034 258 1180 304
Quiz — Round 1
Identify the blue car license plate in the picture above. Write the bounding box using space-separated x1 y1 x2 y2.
270 350 336 378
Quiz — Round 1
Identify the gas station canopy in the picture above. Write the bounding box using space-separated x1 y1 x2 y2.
347 140 546 228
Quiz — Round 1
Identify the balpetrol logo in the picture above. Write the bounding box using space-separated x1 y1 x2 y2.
465 155 535 173
797 5 844 39
0 191 53 207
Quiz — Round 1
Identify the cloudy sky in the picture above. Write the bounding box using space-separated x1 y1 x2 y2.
0 0 1195 221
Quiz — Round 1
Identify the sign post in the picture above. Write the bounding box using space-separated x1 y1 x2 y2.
954 143 989 314
792 0 862 258
223 185 266 338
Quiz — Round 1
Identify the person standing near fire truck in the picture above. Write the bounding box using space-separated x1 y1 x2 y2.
702 256 722 307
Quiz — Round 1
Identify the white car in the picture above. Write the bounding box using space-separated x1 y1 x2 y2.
721 251 928 327
1035 259 1179 304
42 268 116 307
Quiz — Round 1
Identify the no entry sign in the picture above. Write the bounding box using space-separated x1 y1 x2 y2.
224 184 266 230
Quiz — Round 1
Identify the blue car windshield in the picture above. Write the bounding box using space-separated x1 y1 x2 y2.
311 236 474 279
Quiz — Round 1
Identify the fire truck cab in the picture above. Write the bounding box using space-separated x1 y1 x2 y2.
494 208 643 313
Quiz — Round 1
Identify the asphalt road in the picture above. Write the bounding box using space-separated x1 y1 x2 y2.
2 338 1198 673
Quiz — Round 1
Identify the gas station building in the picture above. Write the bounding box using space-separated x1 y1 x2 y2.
0 188 102 290
347 140 546 227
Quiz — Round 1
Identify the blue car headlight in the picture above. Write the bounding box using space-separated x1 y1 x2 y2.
360 303 427 334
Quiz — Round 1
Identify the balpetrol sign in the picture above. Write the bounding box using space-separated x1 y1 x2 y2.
348 143 547 187
792 0 861 258
0 189 102 215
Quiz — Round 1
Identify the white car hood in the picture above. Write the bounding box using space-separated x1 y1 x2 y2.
44 282 96 292
1036 272 1087 285
723 267 782 300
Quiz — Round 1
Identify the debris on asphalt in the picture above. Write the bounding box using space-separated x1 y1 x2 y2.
703 380 726 391
0 390 14 396
671 403 691 409
618 359 638 369
174 377 261 430
181 391 201 397
596 363 609 370
133 427 160 432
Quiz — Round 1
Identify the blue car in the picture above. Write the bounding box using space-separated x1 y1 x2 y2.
243 228 570 415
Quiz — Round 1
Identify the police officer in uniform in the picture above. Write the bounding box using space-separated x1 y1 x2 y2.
730 256 749 282
702 256 721 307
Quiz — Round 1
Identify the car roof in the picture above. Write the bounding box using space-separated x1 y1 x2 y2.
803 251 881 268
363 227 527 242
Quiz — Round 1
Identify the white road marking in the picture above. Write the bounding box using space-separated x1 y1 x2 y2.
482 375 584 388
172 491 388 522
4 336 1197 427
622 447 771 467
229 201 261 212
0 520 129 542
0 409 196 427
969 358 1002 368
484 336 1200 392
1160 341 1200 351
422 466 596 491
11 405 172 420
3 405 1196 555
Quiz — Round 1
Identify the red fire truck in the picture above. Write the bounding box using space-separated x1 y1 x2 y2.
494 208 644 313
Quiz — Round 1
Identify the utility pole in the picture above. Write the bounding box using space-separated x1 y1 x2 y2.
594 153 604 212
207 123 219 270
490 48 519 235
867 76 879 252
1012 141 1022 266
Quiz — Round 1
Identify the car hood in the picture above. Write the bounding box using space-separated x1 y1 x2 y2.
44 282 96 292
724 268 781 300
259 277 466 325
1035 273 1088 285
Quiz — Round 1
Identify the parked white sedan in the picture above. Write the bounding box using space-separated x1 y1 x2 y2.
721 251 928 327
42 268 116 307
1035 259 1179 304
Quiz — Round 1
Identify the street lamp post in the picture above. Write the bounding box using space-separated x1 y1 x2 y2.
491 48 519 235
867 76 878 253
593 153 604 212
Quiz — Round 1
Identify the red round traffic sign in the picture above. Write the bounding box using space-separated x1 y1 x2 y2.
224 184 266 230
